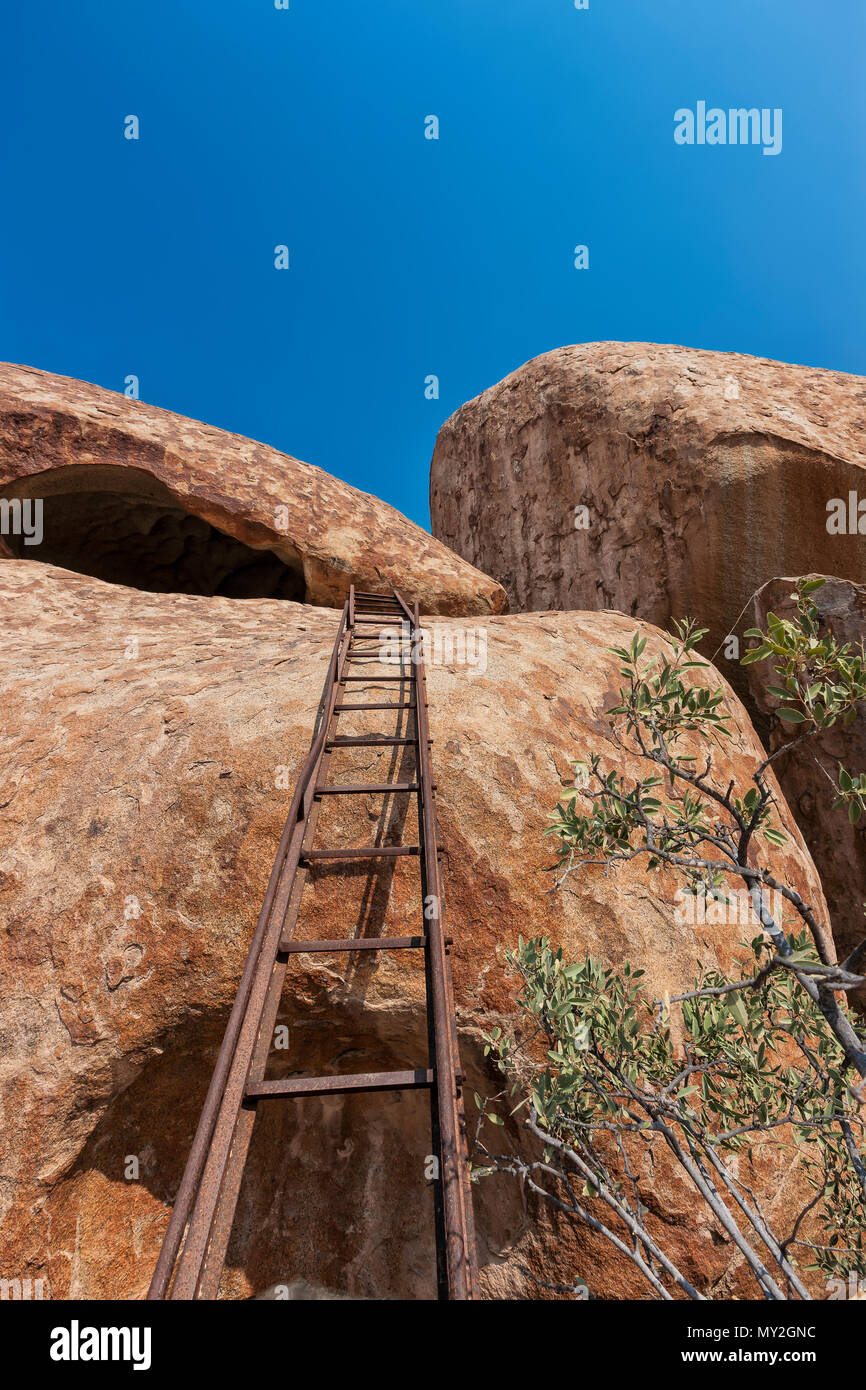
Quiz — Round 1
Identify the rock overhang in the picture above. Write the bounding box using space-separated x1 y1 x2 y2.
0 361 507 616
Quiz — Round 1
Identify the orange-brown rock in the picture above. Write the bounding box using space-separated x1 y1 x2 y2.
430 343 866 667
746 575 866 1006
0 361 505 616
0 561 830 1299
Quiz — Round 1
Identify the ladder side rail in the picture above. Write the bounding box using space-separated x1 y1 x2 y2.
170 604 351 1298
193 622 354 1298
148 599 350 1300
416 641 478 1297
406 595 474 1300
393 590 416 626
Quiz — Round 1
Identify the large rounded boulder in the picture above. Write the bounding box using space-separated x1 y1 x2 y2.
430 343 866 666
0 561 831 1299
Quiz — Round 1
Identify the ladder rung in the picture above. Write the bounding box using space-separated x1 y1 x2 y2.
327 735 416 747
333 702 415 711
279 935 425 953
315 782 419 795
341 675 413 682
302 845 420 860
245 1069 434 1100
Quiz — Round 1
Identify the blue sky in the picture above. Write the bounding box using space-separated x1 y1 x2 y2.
1 1 863 528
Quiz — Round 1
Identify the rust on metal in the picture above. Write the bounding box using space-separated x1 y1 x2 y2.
245 1069 434 1100
301 844 420 860
148 586 477 1301
279 936 425 954
314 781 420 795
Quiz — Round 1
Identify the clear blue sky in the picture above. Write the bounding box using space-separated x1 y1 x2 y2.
1 1 863 528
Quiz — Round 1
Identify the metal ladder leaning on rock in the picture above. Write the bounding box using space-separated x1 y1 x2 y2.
148 586 476 1301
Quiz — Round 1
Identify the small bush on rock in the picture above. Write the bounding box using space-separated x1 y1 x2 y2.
476 580 866 1300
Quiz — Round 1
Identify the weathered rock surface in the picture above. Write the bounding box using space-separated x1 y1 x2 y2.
0 562 831 1300
430 343 866 670
747 575 866 1005
0 362 505 616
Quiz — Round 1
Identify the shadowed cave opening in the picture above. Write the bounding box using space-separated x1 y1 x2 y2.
1 466 307 601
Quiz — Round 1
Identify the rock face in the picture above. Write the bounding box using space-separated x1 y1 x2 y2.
0 562 831 1300
747 575 866 1004
429 343 866 668
0 362 505 616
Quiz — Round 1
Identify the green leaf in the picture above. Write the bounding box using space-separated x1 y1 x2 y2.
742 645 773 665
777 707 807 723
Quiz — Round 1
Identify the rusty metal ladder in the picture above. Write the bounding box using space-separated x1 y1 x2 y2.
148 586 476 1300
